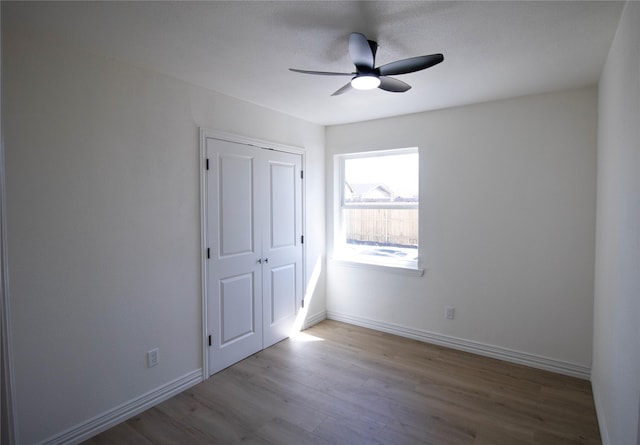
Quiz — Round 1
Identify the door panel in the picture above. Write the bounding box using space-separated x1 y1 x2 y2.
220 273 256 344
269 162 296 248
269 263 296 324
207 139 263 374
219 155 254 256
262 152 303 348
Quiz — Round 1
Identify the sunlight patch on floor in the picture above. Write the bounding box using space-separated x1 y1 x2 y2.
289 331 324 342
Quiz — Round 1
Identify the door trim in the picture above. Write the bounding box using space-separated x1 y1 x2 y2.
1 14 19 437
199 128 306 378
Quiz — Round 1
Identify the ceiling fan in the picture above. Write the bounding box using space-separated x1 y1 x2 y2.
290 32 444 96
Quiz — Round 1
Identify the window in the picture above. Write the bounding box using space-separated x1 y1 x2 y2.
334 148 419 270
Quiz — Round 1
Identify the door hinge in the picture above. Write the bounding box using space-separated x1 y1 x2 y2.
207 248 210 259
206 158 210 170
301 235 304 244
208 335 212 346
301 299 305 308
300 170 304 179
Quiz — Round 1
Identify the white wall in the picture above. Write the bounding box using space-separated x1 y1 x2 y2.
592 2 640 444
3 19 325 445
326 87 597 374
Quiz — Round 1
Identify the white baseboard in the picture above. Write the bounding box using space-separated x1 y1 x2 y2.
303 310 327 329
326 311 591 380
41 369 203 445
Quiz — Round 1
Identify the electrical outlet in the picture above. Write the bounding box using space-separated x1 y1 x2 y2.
147 348 159 368
446 306 455 320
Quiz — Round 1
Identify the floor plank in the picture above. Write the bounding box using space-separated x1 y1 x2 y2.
83 320 601 444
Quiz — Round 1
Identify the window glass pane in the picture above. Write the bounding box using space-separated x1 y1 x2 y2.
344 153 418 204
344 208 418 261
339 150 419 267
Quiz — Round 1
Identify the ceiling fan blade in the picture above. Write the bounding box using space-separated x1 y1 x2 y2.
378 76 411 93
349 32 376 71
289 68 354 76
331 82 353 96
377 54 444 76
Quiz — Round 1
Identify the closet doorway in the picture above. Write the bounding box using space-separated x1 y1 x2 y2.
201 133 304 375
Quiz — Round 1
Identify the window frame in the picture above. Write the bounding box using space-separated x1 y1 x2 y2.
333 147 423 275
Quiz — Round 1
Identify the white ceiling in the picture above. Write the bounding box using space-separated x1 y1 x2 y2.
7 1 624 126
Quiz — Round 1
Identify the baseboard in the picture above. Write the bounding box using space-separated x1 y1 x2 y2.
303 310 327 330
326 311 591 380
590 378 610 445
41 368 203 445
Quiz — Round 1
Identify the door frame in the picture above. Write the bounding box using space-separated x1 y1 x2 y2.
199 128 306 378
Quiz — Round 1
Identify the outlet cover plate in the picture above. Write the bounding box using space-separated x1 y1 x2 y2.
446 306 455 320
147 348 159 368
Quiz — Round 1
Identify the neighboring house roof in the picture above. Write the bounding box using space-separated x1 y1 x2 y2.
345 182 393 201
345 182 418 203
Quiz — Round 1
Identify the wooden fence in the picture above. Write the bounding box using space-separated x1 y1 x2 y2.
344 208 418 247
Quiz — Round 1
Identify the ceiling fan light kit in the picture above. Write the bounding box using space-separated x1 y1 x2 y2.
351 74 381 90
290 32 444 96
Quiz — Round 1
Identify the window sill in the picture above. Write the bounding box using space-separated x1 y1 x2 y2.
331 258 425 277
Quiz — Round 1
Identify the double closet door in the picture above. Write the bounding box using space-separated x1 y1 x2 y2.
206 138 303 375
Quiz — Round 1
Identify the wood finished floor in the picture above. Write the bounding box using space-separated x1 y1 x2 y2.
83 320 601 444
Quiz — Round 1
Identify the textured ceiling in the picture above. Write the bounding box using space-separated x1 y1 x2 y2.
5 1 624 125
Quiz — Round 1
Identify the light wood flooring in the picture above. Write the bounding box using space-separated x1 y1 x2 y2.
83 320 601 444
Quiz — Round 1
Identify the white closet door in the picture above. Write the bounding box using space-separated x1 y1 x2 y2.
206 138 302 375
207 139 263 374
262 151 303 348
